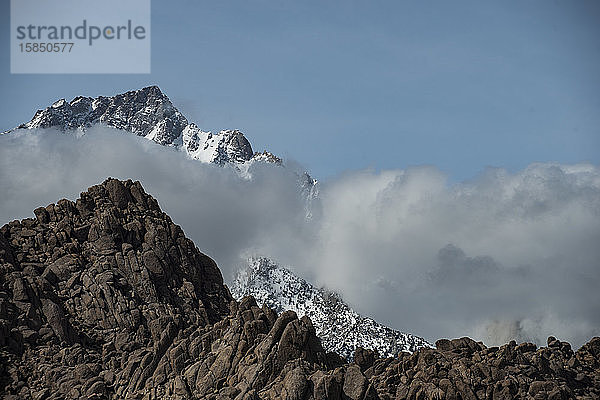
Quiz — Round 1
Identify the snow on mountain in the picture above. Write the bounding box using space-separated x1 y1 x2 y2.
15 86 188 145
230 257 433 360
6 85 266 166
5 85 320 216
5 85 428 357
181 124 254 165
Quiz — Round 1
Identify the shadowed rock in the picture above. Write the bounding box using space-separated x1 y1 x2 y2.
1 178 599 399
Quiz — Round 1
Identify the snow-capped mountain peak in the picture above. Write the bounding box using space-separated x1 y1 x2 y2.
19 86 188 144
7 86 263 166
5 85 429 360
180 124 254 164
230 257 433 360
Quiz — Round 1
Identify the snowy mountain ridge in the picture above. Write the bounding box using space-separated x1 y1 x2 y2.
5 85 431 359
5 85 266 166
5 85 319 216
231 257 433 360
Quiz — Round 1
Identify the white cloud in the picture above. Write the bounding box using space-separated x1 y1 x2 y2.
306 163 600 348
1 127 599 348
0 127 315 277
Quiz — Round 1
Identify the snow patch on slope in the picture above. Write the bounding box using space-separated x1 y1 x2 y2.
231 257 432 359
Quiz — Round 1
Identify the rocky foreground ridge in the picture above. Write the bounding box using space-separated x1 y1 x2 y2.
231 257 432 360
1 179 599 399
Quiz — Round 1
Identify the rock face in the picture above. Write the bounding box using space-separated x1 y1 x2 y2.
1 179 599 399
16 86 188 146
181 125 254 165
4 85 320 214
6 86 258 165
368 336 600 399
231 257 432 360
0 178 233 398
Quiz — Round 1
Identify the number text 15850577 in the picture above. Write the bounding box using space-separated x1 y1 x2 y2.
19 43 74 53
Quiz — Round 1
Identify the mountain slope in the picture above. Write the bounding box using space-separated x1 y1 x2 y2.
1 179 599 399
4 85 319 216
0 178 235 397
231 257 433 359
5 85 263 165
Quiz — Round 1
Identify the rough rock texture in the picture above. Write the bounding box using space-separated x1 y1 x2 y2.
1 179 599 399
250 151 283 165
366 336 600 399
180 125 255 165
17 86 189 146
5 86 258 165
0 178 234 398
231 257 432 360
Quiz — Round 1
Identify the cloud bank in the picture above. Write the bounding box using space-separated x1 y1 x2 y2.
1 127 598 348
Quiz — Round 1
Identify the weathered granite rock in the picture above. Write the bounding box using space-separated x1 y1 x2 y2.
0 178 233 398
1 178 599 399
364 337 600 399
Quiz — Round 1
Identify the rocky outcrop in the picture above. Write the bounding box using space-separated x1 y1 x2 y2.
366 336 600 399
16 86 189 146
0 178 234 398
0 178 340 399
231 257 432 360
5 86 257 165
1 179 599 399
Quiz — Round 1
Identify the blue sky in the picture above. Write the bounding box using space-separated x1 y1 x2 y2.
1 0 599 181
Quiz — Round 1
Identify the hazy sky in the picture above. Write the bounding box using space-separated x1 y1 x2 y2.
1 1 599 180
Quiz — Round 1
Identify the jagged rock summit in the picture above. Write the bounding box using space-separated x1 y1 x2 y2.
1 179 599 399
7 85 259 165
0 178 233 397
231 257 432 360
0 178 333 398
